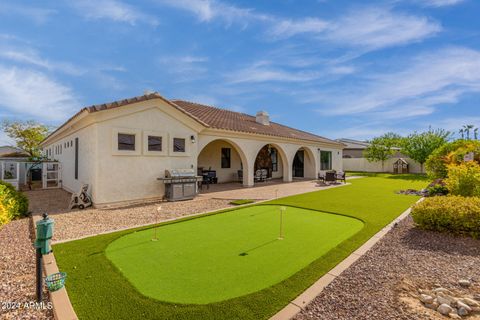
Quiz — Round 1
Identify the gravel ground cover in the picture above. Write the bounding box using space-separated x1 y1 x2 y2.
295 216 480 320
25 189 234 242
0 219 53 320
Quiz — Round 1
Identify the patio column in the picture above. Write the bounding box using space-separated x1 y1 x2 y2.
243 161 254 187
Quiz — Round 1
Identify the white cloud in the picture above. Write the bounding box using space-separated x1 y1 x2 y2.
156 0 268 25
313 47 480 117
0 65 80 121
158 55 209 82
324 7 441 50
227 61 321 83
72 0 158 25
268 18 329 39
0 46 84 76
420 0 464 7
0 3 56 24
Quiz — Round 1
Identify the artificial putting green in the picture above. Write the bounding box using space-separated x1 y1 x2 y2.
105 205 363 304
54 175 428 320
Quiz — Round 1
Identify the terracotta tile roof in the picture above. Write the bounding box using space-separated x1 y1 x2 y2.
43 92 342 146
171 100 339 144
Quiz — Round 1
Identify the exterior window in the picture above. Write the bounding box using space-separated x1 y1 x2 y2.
320 150 332 170
221 148 231 168
118 133 136 151
271 148 278 172
75 138 79 179
148 136 162 151
173 138 185 152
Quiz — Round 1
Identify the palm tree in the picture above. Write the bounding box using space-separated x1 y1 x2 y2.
459 128 464 139
463 124 474 139
474 128 479 140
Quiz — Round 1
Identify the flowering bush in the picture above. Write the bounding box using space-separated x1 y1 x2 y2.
425 140 480 179
0 181 29 226
444 162 480 197
411 196 480 238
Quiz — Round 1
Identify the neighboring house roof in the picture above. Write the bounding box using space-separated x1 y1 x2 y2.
337 138 371 149
337 138 401 151
171 100 338 144
44 92 343 146
0 146 29 158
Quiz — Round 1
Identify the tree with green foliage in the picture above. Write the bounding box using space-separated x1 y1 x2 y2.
2 120 50 159
364 132 403 171
426 139 480 179
401 128 451 173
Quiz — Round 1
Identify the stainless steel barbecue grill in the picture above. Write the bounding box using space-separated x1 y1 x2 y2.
158 169 202 201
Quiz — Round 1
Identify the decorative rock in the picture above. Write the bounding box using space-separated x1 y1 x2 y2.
438 304 454 316
449 313 462 319
434 288 453 295
437 296 453 306
458 307 469 316
420 294 434 304
458 279 471 287
425 302 439 310
456 301 472 312
461 298 480 307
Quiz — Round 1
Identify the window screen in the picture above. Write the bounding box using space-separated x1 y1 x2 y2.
148 136 162 151
118 133 135 151
173 138 186 152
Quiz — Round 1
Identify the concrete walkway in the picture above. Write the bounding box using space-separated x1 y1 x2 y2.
199 179 349 200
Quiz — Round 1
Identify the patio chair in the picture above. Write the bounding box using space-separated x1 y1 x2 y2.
237 170 243 183
254 169 266 182
335 171 346 184
261 169 268 181
318 172 326 183
325 171 336 184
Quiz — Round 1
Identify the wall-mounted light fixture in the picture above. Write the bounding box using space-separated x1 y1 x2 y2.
190 135 196 143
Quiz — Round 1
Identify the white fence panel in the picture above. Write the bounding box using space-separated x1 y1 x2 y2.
343 157 424 174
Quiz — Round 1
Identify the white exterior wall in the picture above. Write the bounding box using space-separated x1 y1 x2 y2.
94 107 198 206
44 125 97 197
343 157 424 173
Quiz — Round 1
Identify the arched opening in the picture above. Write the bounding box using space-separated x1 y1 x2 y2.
197 139 249 185
292 147 316 179
253 144 288 183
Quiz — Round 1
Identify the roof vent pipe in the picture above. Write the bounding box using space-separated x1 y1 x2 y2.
256 111 270 125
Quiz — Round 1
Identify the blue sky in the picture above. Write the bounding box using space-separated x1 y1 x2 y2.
0 0 479 144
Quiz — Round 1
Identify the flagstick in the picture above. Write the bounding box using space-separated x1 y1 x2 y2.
279 206 286 240
152 205 162 241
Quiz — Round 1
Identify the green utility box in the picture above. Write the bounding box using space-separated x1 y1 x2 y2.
35 214 54 255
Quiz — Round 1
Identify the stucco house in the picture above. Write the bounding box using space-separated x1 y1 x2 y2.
41 92 344 207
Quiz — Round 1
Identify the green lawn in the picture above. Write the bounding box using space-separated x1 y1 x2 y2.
54 175 427 320
106 205 363 304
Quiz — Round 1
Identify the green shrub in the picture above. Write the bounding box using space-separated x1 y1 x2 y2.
426 140 480 179
444 162 480 197
411 196 480 237
0 181 29 226
427 185 449 197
